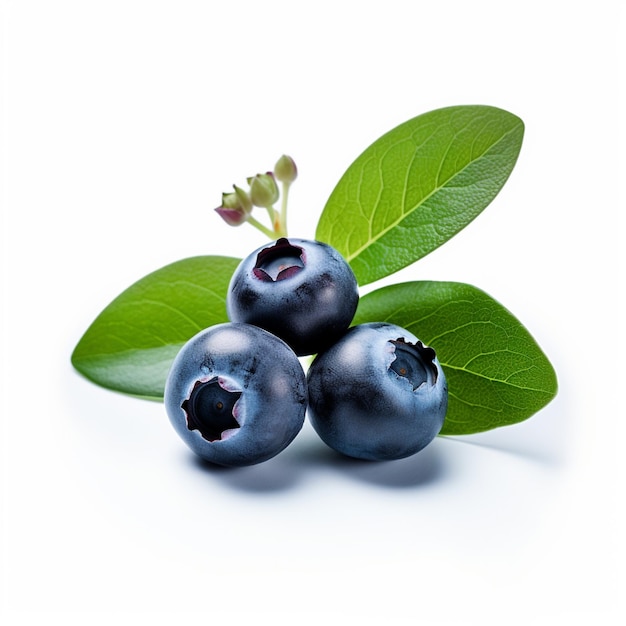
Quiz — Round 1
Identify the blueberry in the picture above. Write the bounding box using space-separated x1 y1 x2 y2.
307 322 448 461
164 323 307 467
227 238 359 356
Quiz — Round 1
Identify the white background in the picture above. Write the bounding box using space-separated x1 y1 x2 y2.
2 1 624 624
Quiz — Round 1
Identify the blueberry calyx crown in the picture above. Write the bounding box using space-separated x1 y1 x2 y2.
182 377 241 441
252 238 305 282
389 338 438 390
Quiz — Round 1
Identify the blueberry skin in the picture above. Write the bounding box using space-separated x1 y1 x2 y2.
164 323 307 467
307 322 448 461
227 238 359 356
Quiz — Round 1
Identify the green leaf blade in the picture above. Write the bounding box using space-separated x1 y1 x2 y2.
71 255 241 399
353 281 558 434
316 105 524 285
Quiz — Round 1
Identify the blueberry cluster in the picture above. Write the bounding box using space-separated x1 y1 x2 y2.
164 238 448 466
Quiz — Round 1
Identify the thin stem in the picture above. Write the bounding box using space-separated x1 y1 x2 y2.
265 204 277 227
247 215 276 239
278 182 291 238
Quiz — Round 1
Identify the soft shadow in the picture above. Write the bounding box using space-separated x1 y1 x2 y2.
186 431 447 492
439 397 569 468
297 437 448 489
187 448 306 494
441 430 566 468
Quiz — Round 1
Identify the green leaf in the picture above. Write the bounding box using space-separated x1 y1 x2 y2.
71 256 241 399
316 105 524 286
353 281 558 435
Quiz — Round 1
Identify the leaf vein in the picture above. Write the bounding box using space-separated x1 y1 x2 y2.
346 123 521 262
441 362 553 394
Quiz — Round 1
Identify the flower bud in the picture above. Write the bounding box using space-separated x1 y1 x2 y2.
214 205 247 226
274 155 298 184
248 172 279 208
233 184 253 213
214 185 252 226
215 206 248 226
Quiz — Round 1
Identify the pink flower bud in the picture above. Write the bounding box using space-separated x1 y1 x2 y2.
214 206 248 226
214 186 252 226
